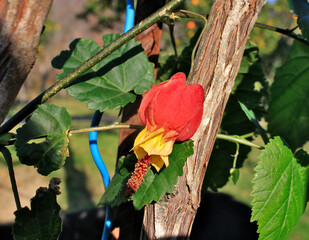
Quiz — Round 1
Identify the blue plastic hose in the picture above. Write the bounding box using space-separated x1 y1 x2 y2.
89 1 135 240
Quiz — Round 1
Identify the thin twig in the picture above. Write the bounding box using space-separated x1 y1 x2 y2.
171 11 309 46
216 133 263 149
0 0 185 135
69 124 143 135
0 146 21 210
255 22 309 46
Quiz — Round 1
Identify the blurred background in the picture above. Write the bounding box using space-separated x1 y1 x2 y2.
1 0 308 239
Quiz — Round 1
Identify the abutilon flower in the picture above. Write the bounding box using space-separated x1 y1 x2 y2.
126 72 204 194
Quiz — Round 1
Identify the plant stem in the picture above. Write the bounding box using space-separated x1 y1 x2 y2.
69 124 143 135
216 133 263 149
240 132 255 139
255 22 309 46
0 0 185 135
171 11 309 46
0 146 21 210
232 143 240 169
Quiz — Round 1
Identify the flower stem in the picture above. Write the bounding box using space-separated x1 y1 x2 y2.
216 133 263 149
0 0 185 135
0 146 21 210
69 124 143 135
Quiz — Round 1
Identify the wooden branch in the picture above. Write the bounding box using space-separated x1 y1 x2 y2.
141 0 266 239
0 0 53 124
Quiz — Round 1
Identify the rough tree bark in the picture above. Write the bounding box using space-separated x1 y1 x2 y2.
0 0 53 124
141 0 266 239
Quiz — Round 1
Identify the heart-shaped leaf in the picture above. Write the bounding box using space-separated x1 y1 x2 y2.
52 34 154 111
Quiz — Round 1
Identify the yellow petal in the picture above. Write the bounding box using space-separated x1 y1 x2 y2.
149 155 164 171
134 147 148 160
132 127 175 171
132 127 164 150
141 134 174 156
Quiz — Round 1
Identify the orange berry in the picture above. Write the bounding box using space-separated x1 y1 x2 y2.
187 21 196 29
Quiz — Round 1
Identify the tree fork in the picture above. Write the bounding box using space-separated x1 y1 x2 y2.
141 0 266 239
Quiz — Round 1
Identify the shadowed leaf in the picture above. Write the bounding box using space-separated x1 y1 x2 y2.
15 104 71 175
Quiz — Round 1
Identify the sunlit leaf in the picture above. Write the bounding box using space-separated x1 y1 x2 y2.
52 34 154 111
251 137 309 240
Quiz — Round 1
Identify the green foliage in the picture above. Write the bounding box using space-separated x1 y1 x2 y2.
132 141 194 210
204 45 267 191
287 0 309 40
268 41 309 150
52 34 154 112
251 137 309 240
15 104 71 176
98 153 136 208
99 141 194 210
13 188 62 240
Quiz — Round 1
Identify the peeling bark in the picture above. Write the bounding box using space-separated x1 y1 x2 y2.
141 0 266 239
0 0 53 124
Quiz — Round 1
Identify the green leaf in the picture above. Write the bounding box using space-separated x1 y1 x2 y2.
251 137 309 240
52 34 155 111
15 104 71 175
287 0 309 40
268 41 309 150
205 44 267 191
99 141 194 209
13 188 62 240
239 101 257 123
98 153 137 207
132 141 194 210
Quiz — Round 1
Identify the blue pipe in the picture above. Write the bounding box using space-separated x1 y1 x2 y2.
89 1 135 240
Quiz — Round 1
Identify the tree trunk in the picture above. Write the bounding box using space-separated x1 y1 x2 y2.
0 0 53 124
141 0 266 239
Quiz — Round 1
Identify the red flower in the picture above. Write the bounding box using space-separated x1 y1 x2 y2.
132 72 204 171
